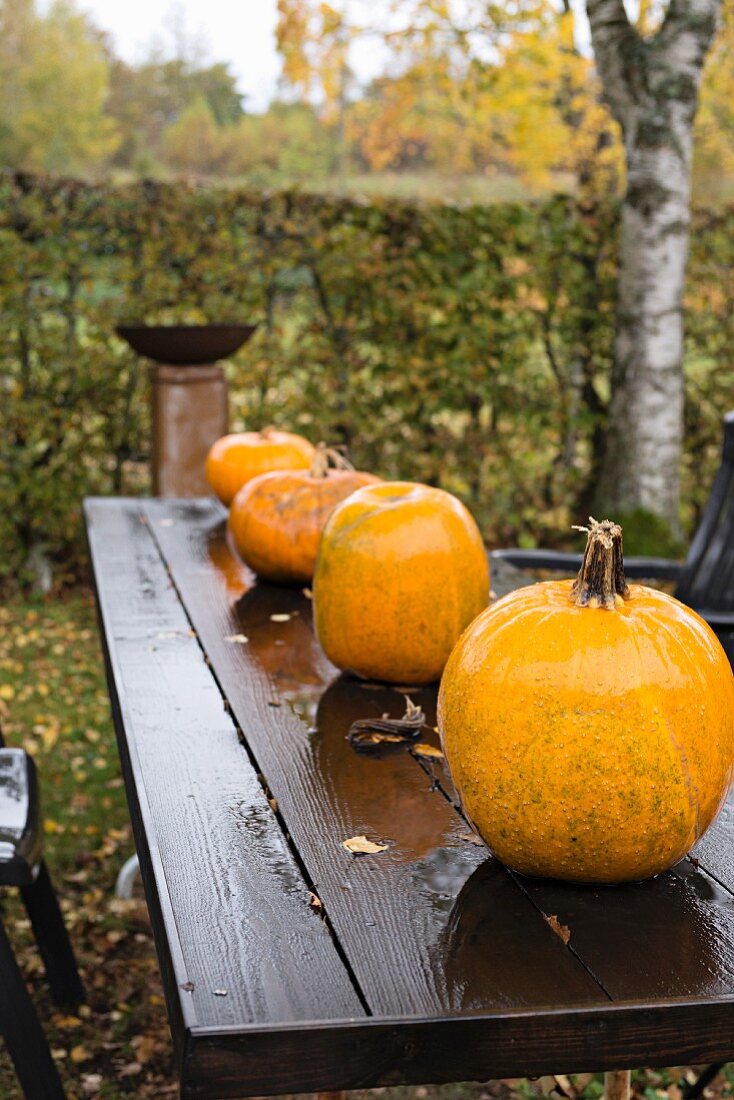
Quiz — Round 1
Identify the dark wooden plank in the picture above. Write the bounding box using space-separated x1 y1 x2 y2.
148 498 607 1018
516 856 734 999
183 998 734 1098
84 498 364 1043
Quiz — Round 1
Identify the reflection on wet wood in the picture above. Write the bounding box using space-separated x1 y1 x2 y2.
149 498 605 1016
86 496 734 1097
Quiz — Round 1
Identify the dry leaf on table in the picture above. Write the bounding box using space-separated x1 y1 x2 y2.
413 743 444 759
544 913 571 944
342 835 388 854
458 831 485 846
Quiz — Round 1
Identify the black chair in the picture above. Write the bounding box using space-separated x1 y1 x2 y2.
491 410 734 663
0 747 84 1100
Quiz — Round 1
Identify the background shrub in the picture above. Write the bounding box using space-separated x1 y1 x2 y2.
0 170 731 587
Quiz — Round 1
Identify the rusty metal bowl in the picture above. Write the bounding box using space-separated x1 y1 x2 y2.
117 324 257 365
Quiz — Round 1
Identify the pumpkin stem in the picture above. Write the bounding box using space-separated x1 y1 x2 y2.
309 442 355 478
570 517 630 610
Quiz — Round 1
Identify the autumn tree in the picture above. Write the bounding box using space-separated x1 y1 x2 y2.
692 0 734 200
161 97 229 176
0 0 118 174
587 0 722 532
106 56 244 171
276 0 354 182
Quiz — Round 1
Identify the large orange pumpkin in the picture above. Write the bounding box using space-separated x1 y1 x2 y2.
228 446 380 584
438 518 734 884
313 481 490 684
205 427 315 506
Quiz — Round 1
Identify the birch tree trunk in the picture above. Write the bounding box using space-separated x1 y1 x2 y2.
586 0 721 532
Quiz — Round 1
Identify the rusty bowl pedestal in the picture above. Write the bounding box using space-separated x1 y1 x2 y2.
117 324 257 498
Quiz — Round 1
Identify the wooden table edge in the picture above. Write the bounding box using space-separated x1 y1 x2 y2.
83 498 199 1062
180 997 734 1097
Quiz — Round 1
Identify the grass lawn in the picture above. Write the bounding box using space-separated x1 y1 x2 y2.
0 589 733 1100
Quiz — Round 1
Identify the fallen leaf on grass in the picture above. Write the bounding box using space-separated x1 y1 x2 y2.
52 1014 82 1029
70 1044 93 1064
224 633 249 644
413 743 444 760
544 914 571 944
342 835 388 855
119 1061 143 1077
132 1034 159 1063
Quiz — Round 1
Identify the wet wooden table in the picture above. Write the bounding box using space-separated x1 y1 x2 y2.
85 497 734 1100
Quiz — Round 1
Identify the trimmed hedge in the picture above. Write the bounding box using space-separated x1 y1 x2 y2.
0 170 732 586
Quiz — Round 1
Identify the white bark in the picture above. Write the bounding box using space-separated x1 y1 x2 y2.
586 0 721 530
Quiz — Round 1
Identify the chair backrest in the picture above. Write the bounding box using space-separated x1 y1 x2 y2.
0 748 41 885
676 411 734 612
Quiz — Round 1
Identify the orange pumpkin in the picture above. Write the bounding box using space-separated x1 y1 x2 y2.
205 427 315 506
313 481 490 684
438 518 734 884
228 446 380 584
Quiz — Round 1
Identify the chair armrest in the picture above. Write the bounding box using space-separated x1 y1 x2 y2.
621 557 683 581
490 549 582 571
694 609 734 629
490 548 684 582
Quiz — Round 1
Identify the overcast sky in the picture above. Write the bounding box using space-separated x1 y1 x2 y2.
75 0 599 114
78 0 283 112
